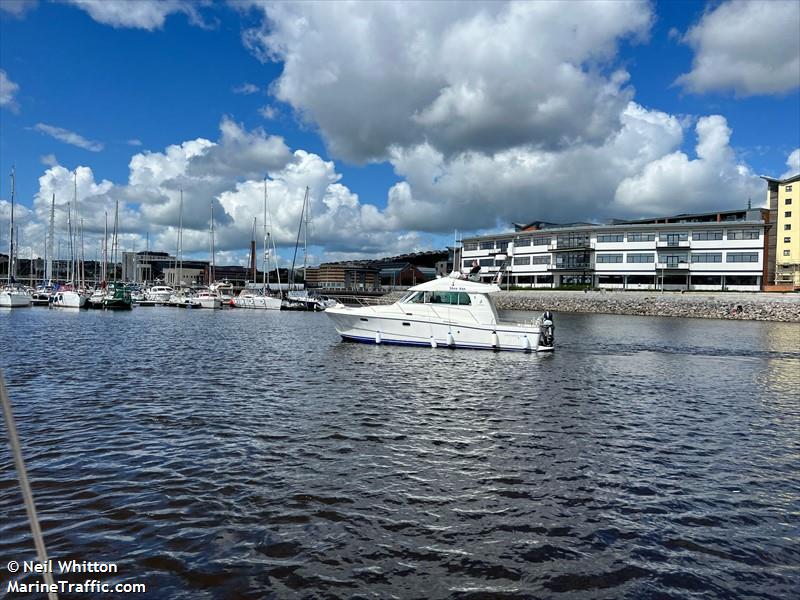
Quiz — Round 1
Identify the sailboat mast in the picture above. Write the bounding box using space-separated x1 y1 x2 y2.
264 177 269 294
210 201 215 284
46 194 55 281
7 166 15 284
112 199 119 283
264 177 282 296
303 187 309 285
178 189 183 288
79 219 85 290
103 211 108 282
251 217 257 283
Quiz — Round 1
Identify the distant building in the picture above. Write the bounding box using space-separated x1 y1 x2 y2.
461 207 772 291
305 262 381 291
122 251 176 282
762 173 800 288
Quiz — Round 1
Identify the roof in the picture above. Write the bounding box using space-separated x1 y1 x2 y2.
760 172 800 185
409 275 501 294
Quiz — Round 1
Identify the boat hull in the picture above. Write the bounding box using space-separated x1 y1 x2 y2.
232 296 281 310
0 292 32 308
197 297 222 309
51 291 87 308
325 308 552 352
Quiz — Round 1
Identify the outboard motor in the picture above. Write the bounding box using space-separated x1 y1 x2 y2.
538 311 555 348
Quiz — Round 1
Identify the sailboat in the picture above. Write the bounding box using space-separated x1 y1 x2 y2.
31 195 56 305
52 172 88 308
101 198 132 310
283 186 333 311
0 166 32 308
233 178 281 309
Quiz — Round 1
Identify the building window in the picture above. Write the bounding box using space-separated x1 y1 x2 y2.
514 237 531 247
627 232 655 242
728 230 760 240
462 242 478 251
784 237 791 243
513 256 530 265
786 198 793 205
556 233 590 249
479 241 494 250
726 275 758 286
726 253 759 263
554 251 592 269
495 259 506 266
691 253 722 263
627 253 654 263
786 185 793 192
659 232 688 242
785 224 792 230
479 258 494 267
596 254 623 263
692 231 722 241
532 235 551 246
691 275 722 286
784 250 791 256
786 211 792 218
462 260 473 269
597 234 624 243
531 256 550 265
496 240 510 251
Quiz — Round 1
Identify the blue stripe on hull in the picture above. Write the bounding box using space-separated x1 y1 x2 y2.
339 334 552 353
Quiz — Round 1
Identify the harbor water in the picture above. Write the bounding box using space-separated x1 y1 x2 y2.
1 308 799 598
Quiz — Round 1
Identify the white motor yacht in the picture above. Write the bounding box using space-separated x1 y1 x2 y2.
210 281 234 304
145 285 174 304
232 291 281 310
196 288 222 310
0 286 32 308
324 275 554 352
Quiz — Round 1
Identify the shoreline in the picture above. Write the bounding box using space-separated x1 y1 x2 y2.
374 290 800 322
492 290 800 322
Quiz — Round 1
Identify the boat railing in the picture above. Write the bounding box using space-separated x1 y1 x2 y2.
342 296 388 308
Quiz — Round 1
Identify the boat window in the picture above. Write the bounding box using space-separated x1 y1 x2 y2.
428 291 471 305
404 292 424 303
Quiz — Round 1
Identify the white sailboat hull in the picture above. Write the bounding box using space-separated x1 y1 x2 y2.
0 291 32 308
51 291 87 308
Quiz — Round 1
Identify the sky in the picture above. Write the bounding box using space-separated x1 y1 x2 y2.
1 0 798 268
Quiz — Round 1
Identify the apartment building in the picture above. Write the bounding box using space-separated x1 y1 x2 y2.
461 208 771 291
762 173 800 287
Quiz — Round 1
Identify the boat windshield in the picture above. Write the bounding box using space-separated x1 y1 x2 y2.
400 290 471 305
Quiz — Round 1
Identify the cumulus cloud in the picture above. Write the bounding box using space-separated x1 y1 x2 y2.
613 115 762 214
66 0 210 31
0 69 20 112
676 0 800 96
40 154 58 167
782 149 800 178
33 123 104 152
18 118 427 266
0 0 37 18
243 0 653 162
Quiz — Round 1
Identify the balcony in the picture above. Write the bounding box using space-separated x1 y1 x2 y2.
548 243 594 252
656 262 690 270
549 263 594 270
656 240 690 248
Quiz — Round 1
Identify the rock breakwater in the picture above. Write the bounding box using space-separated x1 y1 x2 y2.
493 290 800 322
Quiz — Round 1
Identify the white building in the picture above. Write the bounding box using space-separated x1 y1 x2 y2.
461 208 771 292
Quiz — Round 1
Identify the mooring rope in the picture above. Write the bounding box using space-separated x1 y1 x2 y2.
0 371 59 600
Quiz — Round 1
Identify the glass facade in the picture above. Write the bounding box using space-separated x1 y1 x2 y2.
555 233 590 249
554 251 591 269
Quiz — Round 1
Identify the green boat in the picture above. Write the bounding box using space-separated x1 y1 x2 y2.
102 282 132 310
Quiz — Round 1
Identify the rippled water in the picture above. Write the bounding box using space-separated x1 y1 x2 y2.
1 307 799 599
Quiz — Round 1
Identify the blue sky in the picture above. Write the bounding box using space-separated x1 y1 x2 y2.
1 0 798 265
